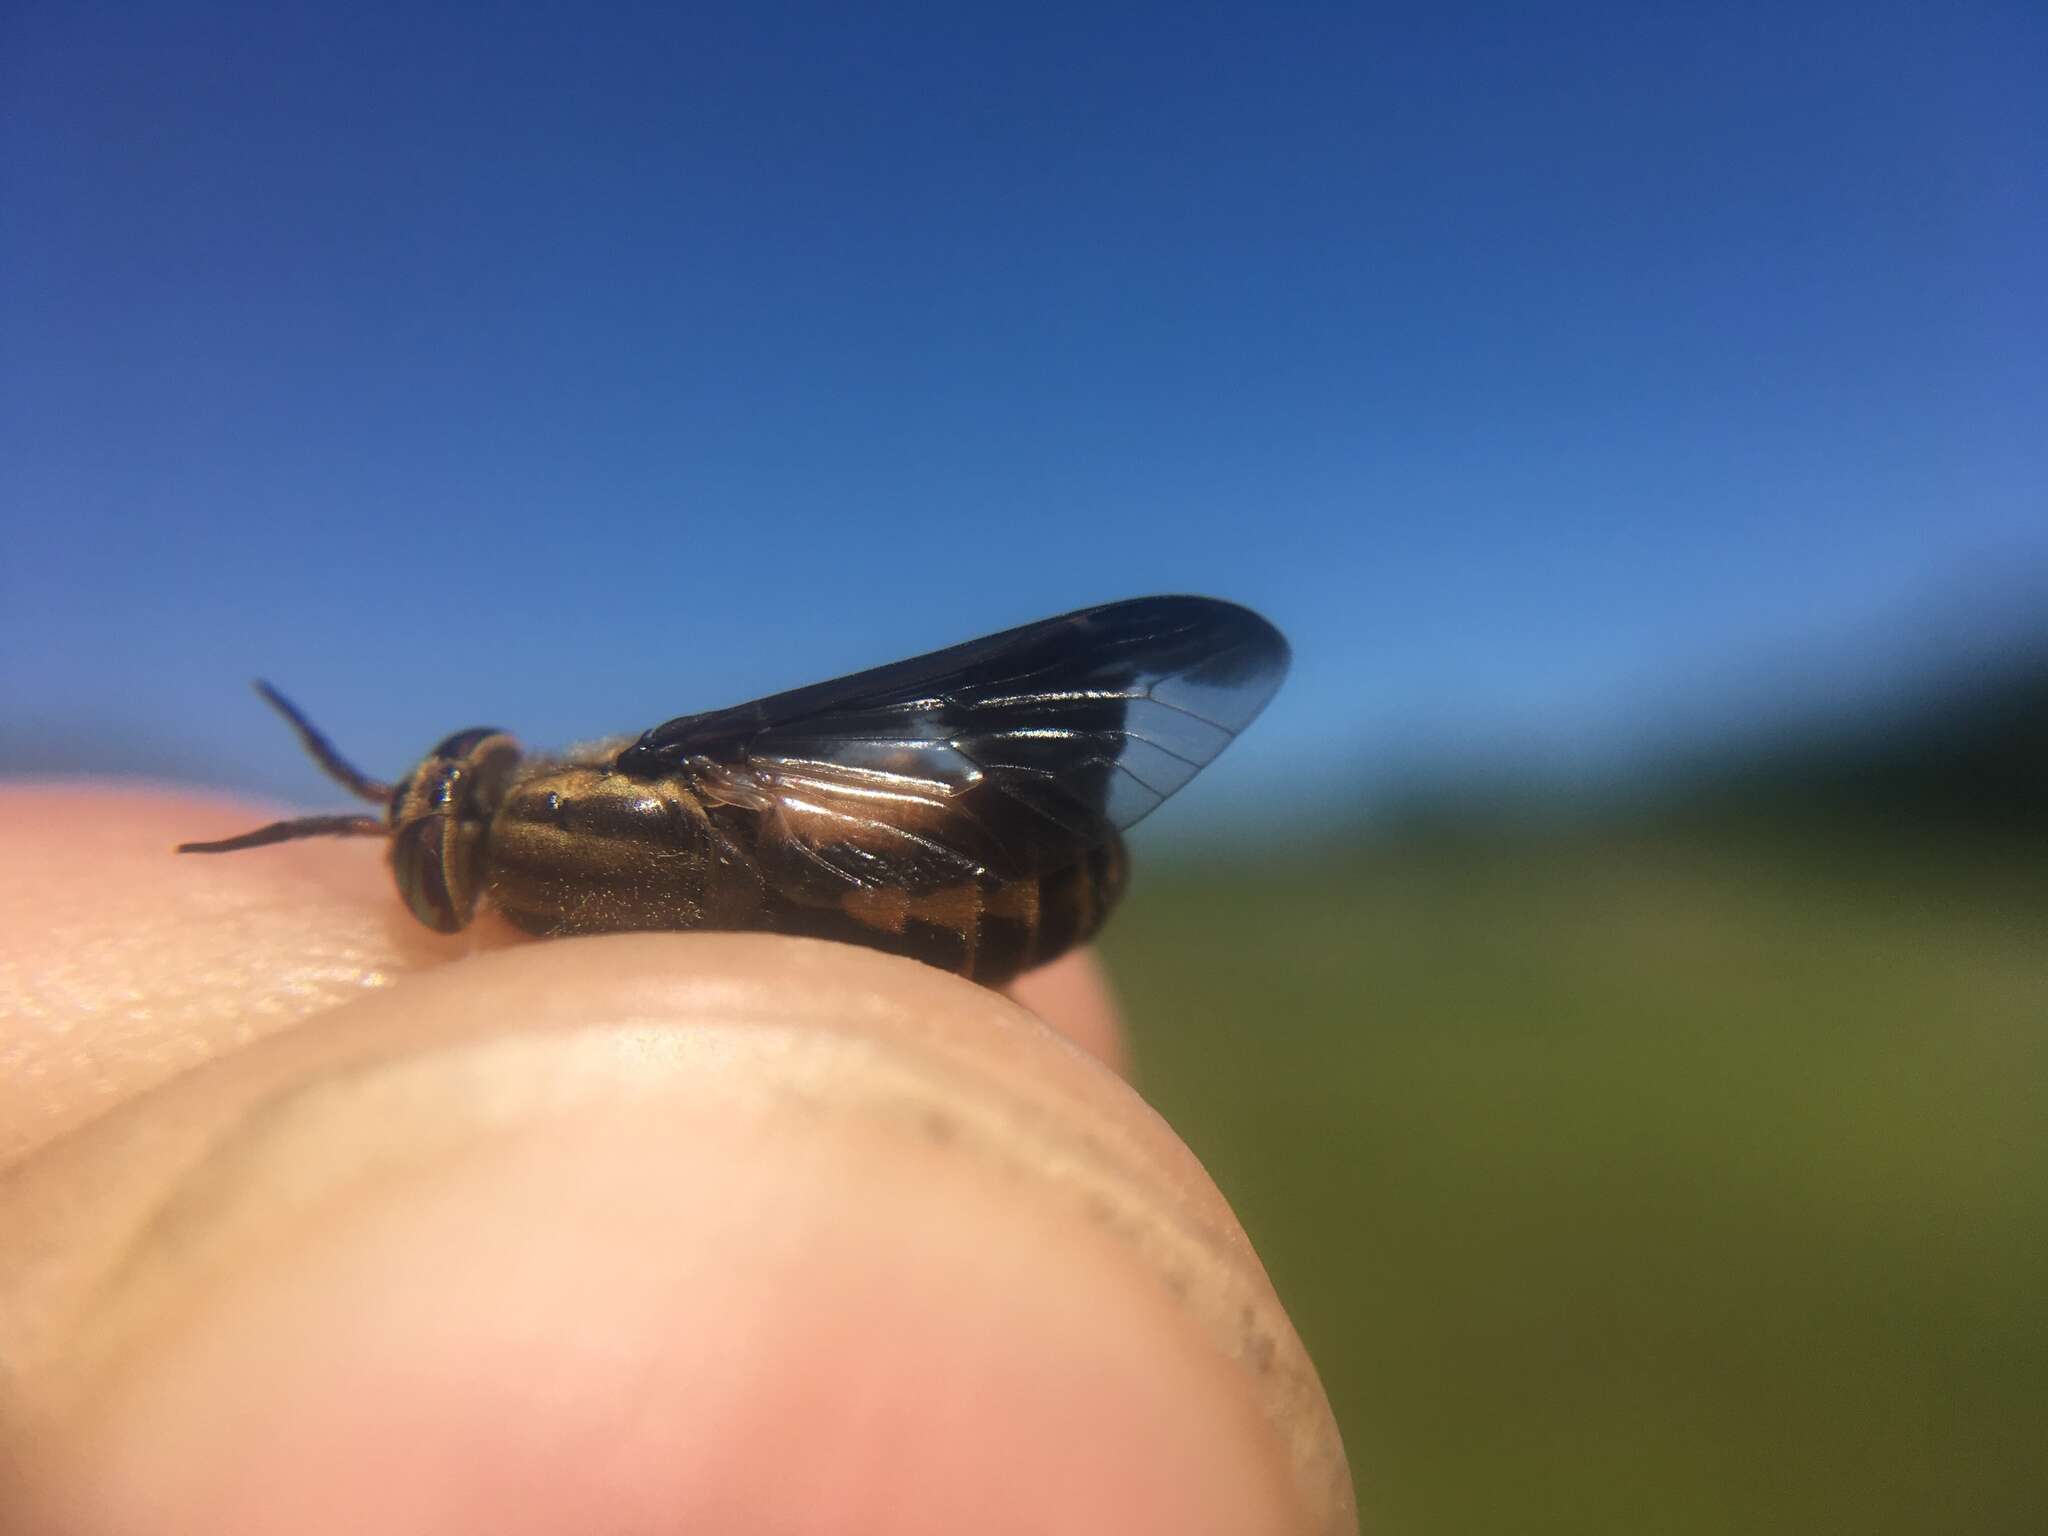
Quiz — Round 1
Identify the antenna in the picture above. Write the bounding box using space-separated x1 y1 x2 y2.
178 814 385 855
175 683 393 855
251 681 392 804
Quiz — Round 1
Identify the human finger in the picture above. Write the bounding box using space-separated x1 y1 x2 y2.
1 933 1354 1534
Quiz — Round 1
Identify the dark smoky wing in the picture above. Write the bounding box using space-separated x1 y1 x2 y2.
622 596 1289 887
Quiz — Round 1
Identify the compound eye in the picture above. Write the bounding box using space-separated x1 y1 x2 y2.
387 729 523 934
391 811 471 932
430 726 513 762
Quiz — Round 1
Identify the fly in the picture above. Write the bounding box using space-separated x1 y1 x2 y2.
179 596 1289 985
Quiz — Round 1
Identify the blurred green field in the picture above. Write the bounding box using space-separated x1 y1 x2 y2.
1103 828 2046 1534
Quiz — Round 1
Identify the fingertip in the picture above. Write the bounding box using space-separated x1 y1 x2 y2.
5 936 1353 1534
0 784 459 1166
1006 946 1129 1074
44 1080 1306 1535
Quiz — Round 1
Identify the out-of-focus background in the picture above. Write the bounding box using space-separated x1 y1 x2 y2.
4 5 2042 1529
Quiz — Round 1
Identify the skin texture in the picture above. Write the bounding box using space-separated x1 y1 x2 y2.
0 785 1355 1535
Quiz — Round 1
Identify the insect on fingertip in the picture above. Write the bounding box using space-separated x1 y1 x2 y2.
179 598 1288 985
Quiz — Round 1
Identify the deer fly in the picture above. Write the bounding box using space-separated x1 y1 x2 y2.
179 596 1288 986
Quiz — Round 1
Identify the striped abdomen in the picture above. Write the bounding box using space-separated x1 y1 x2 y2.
787 833 1130 986
483 760 1129 984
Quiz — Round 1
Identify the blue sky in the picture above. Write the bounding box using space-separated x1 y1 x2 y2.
3 3 2043 827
